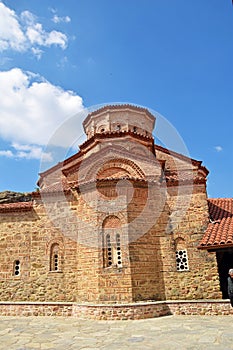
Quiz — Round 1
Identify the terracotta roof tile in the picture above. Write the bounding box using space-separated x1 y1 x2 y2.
0 202 33 212
198 198 233 249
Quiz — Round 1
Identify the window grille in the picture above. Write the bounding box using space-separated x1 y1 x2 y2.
116 234 122 267
50 243 60 271
14 260 20 276
176 250 189 271
102 216 123 268
106 234 112 267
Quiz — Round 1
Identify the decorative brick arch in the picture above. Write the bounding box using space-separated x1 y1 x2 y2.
85 158 145 181
174 237 186 251
102 215 122 229
46 239 64 272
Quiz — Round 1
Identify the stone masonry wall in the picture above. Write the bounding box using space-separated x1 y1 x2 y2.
0 200 79 302
0 180 222 303
161 183 221 300
127 182 168 301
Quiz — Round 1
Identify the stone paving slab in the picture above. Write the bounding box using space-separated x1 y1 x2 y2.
0 315 232 349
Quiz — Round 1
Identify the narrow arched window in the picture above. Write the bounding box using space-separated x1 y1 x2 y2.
50 243 60 271
102 216 122 268
106 234 112 267
116 234 122 267
14 260 20 276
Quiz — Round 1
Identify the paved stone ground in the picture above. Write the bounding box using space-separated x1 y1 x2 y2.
0 315 233 350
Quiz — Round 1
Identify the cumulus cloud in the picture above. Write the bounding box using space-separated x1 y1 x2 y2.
214 146 223 152
0 2 26 51
0 2 68 55
0 68 84 160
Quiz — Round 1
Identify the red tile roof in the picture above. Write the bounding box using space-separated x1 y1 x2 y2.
198 198 233 249
0 202 33 212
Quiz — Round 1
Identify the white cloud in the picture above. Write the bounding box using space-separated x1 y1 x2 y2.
12 143 53 161
0 2 68 55
31 47 43 59
0 68 84 160
20 10 36 26
0 2 26 52
214 146 223 152
0 143 52 161
45 30 67 49
0 150 13 157
52 15 71 24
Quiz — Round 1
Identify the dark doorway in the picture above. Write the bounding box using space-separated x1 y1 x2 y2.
216 248 233 298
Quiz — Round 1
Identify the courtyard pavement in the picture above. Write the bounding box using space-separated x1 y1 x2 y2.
0 315 232 350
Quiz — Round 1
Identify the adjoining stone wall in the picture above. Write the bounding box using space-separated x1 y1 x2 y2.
161 183 221 300
0 197 82 302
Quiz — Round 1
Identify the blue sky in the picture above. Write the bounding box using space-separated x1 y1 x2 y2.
0 0 232 197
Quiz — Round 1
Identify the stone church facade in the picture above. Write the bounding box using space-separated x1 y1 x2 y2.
0 104 232 312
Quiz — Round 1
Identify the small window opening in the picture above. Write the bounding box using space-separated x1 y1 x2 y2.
106 234 112 267
50 243 60 272
176 250 189 271
116 234 122 267
103 216 123 268
117 124 121 131
133 126 137 133
101 128 105 133
53 254 59 271
14 260 20 276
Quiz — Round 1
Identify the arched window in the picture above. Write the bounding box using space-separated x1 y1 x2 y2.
106 234 112 267
50 243 60 272
116 233 122 266
102 216 122 268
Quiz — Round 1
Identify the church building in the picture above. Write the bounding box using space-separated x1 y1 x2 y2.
0 104 232 317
